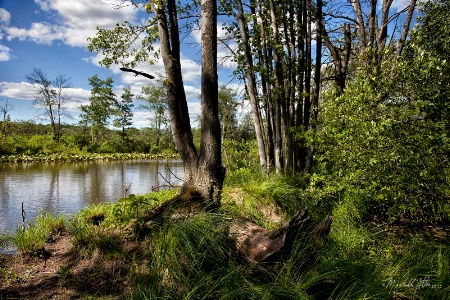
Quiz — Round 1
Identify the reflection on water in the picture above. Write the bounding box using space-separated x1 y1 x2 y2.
0 159 184 234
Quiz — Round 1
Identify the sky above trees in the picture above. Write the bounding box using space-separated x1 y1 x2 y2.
0 0 238 127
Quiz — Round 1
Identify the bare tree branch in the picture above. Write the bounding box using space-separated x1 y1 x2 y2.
119 67 155 79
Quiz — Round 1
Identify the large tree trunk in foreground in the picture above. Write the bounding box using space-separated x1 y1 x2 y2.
156 0 225 206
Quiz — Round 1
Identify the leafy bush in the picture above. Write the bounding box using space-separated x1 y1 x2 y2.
313 48 450 223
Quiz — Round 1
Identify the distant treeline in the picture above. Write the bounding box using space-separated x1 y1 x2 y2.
0 119 256 158
0 120 176 156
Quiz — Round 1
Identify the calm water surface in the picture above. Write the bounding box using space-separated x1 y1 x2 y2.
0 159 184 234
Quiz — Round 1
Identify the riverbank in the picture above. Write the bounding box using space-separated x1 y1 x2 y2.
1 178 449 299
0 152 179 163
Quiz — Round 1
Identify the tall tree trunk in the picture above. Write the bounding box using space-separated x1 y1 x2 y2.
236 0 267 169
269 0 285 174
283 2 295 173
294 0 306 173
156 0 224 205
300 4 312 171
256 1 275 171
304 0 322 174
196 0 225 205
352 0 367 52
369 0 377 47
377 0 393 54
396 0 417 56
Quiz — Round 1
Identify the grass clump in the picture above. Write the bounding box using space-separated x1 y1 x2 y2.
6 212 65 255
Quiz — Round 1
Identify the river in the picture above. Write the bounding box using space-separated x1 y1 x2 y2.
0 159 184 234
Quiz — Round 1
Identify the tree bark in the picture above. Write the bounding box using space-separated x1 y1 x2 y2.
156 0 224 205
236 0 267 170
304 0 323 174
352 0 367 52
268 0 285 174
196 0 225 205
396 0 417 56
377 0 394 53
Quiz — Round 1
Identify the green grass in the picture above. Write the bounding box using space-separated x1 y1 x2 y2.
3 173 449 299
6 212 66 255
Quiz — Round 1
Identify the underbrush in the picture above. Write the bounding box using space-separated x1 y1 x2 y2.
224 171 450 299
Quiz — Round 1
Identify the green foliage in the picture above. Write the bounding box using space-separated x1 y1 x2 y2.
218 85 240 140
67 190 177 252
316 201 450 299
0 120 179 159
111 190 177 225
222 140 256 170
138 83 170 148
68 204 119 252
412 0 450 61
312 47 450 222
113 86 135 143
7 212 66 255
79 75 118 146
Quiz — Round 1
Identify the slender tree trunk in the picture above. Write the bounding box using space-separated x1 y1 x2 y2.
352 0 367 52
396 0 417 56
269 0 284 174
300 5 312 170
377 0 393 54
157 0 198 181
304 0 322 174
369 0 377 47
294 0 306 173
236 0 267 169
283 3 295 173
256 1 275 171
196 0 225 205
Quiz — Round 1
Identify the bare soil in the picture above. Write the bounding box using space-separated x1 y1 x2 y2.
0 233 134 299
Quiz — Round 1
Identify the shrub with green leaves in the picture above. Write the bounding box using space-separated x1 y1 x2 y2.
312 46 450 223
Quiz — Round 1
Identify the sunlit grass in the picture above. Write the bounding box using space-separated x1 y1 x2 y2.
2 172 448 299
6 212 66 255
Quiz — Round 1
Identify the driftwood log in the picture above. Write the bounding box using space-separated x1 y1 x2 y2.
127 188 333 263
230 208 332 263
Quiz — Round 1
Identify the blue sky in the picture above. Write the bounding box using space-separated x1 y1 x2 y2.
0 0 238 128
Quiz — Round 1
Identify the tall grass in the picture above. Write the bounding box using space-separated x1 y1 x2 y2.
131 211 327 299
222 172 450 299
3 173 447 299
7 212 66 254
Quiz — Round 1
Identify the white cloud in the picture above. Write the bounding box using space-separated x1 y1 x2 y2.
184 85 200 100
6 22 65 45
0 8 11 24
34 0 52 12
6 0 139 47
391 0 411 11
0 44 12 61
64 87 90 102
190 23 237 69
0 81 90 111
0 82 35 100
187 101 201 126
